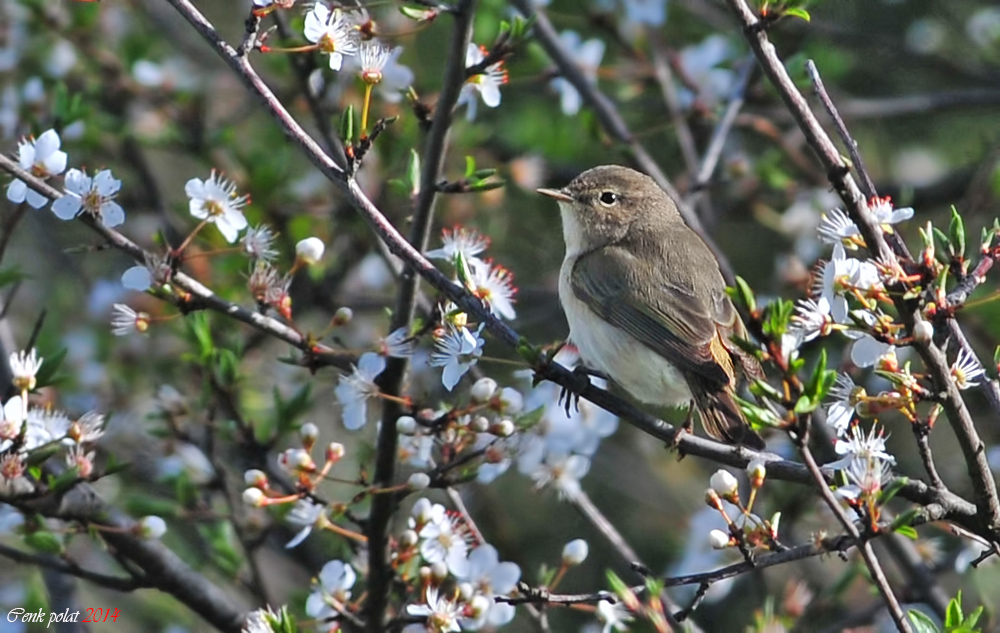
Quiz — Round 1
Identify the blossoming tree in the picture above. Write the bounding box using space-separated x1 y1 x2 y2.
1 0 999 632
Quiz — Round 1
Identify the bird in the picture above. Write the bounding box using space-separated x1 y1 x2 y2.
538 165 766 450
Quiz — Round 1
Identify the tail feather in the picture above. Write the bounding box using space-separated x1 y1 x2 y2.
692 385 765 450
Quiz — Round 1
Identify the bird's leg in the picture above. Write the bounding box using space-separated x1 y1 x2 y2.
669 400 697 450
558 366 607 417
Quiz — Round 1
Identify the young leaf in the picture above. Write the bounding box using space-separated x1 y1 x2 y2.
908 609 941 633
949 206 966 260
945 591 963 629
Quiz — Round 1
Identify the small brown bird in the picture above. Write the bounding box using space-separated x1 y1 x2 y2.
539 165 765 449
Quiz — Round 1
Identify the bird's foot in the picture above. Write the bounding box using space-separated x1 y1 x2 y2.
668 401 697 453
558 365 596 416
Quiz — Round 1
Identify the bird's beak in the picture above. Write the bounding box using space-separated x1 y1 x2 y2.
537 187 573 202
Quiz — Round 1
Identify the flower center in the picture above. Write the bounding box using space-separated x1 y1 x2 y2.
203 199 225 217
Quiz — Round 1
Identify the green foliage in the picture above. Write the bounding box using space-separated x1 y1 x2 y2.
907 591 984 633
728 276 757 314
198 521 243 577
763 298 795 341
949 207 966 262
341 105 356 146
24 530 63 555
797 349 836 413
270 383 314 439
33 347 67 391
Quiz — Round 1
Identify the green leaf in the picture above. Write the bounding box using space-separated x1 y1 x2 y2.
405 149 420 196
468 179 505 192
949 206 966 260
805 349 836 403
729 276 757 313
964 605 984 629
784 7 811 21
0 266 25 289
185 312 214 360
24 531 64 555
46 468 82 494
273 384 314 437
750 378 784 402
33 347 68 391
793 394 816 414
763 298 795 339
908 609 941 633
880 477 910 505
340 105 355 145
945 592 963 628
894 524 918 540
464 155 476 179
605 569 629 598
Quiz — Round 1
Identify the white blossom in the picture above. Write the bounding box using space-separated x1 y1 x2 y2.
334 352 386 430
186 171 249 243
457 44 506 120
951 347 985 390
6 129 66 208
303 4 359 71
305 560 356 620
430 324 485 391
285 498 325 549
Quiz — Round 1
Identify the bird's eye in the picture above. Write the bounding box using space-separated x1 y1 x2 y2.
598 191 619 206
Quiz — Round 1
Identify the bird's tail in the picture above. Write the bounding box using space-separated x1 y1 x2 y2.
692 385 765 450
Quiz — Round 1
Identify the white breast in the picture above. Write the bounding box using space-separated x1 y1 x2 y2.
558 248 692 408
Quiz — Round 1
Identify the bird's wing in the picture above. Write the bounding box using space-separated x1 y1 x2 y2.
570 245 732 390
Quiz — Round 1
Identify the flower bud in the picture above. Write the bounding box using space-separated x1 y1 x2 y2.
458 582 475 601
913 320 933 343
243 487 266 507
408 472 431 490
492 419 515 437
244 469 269 489
470 416 490 433
430 561 448 582
710 470 739 498
300 422 319 448
397 415 418 434
709 529 731 550
746 459 766 489
400 529 419 548
137 516 167 540
470 377 498 402
279 448 315 474
332 307 353 326
562 538 589 565
326 442 345 462
419 565 432 581
296 237 325 264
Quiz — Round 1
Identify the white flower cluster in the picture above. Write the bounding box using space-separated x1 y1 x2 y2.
782 197 919 369
398 498 521 632
0 349 106 496
301 5 412 100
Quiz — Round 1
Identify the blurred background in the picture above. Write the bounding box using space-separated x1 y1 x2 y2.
1 0 1000 630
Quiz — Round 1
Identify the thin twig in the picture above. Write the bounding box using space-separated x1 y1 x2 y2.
724 0 1000 542
797 426 911 633
510 0 737 283
685 56 755 204
0 542 148 592
366 2 478 631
